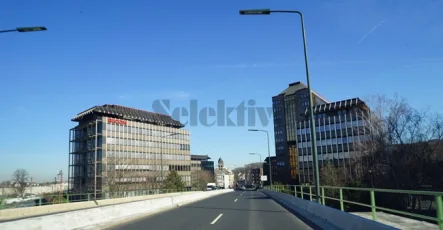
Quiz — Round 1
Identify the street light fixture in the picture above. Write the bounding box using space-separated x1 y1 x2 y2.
160 133 178 182
248 129 272 187
241 9 321 203
0 26 47 34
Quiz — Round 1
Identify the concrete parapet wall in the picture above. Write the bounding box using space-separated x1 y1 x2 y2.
0 189 233 230
0 191 186 221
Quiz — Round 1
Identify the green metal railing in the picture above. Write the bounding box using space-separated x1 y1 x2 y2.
267 185 443 230
0 187 197 210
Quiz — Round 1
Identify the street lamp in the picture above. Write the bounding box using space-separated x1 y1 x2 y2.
0 26 47 34
160 133 178 182
248 129 272 187
241 9 321 203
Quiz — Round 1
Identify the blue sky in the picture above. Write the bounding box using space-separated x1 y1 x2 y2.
1 0 442 182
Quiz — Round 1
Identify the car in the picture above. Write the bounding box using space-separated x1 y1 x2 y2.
244 184 257 191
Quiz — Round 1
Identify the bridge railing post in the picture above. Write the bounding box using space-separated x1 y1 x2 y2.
309 187 312 201
300 186 304 199
321 187 325 205
370 190 377 221
435 195 443 230
294 186 297 197
339 188 344 211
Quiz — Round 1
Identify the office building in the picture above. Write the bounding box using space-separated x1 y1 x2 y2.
263 156 277 186
190 155 214 174
296 98 370 183
69 104 191 195
272 82 329 184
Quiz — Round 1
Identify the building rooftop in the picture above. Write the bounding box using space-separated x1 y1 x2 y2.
72 104 184 128
191 155 211 161
276 81 329 103
303 97 368 115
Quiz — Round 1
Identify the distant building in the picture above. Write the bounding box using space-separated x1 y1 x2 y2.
214 158 234 188
190 155 214 173
249 168 262 185
69 104 191 195
263 156 277 186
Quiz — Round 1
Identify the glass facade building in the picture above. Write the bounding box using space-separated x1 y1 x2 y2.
69 104 191 195
272 82 328 184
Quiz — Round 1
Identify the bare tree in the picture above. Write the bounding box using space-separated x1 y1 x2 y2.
102 157 128 197
232 167 246 183
12 169 29 197
346 95 443 191
191 170 214 191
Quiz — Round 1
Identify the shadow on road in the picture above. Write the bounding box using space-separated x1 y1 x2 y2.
181 206 288 213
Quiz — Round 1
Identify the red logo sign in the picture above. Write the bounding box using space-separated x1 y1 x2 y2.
108 118 127 125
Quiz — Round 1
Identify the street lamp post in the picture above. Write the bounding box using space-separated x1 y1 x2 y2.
160 133 178 183
0 26 47 34
241 9 321 203
248 129 272 187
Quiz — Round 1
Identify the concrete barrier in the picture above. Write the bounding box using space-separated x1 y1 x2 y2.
0 189 233 230
261 189 399 230
0 191 189 221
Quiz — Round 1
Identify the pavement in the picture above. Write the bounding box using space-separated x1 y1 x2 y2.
352 212 439 230
106 190 314 230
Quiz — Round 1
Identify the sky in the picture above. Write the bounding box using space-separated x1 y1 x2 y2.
1 0 442 182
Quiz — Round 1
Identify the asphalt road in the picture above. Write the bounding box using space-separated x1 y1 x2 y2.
107 190 313 230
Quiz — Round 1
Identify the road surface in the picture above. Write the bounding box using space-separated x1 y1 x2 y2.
107 190 313 230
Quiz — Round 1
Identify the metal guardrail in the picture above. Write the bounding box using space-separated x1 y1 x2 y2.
266 185 443 230
0 188 198 210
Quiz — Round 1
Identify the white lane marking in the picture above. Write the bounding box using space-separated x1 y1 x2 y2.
234 199 238 202
210 213 223 224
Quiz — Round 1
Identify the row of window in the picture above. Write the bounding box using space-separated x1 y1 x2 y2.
297 135 369 147
298 144 356 156
275 130 284 136
301 101 309 107
106 150 190 161
112 175 191 183
106 137 190 150
273 100 282 105
276 138 285 143
274 115 283 120
106 123 189 141
113 164 191 172
273 107 283 113
113 164 169 171
72 124 189 141
300 93 309 98
297 120 367 134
